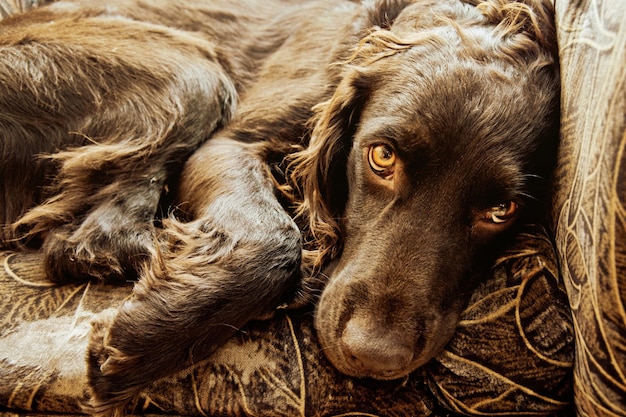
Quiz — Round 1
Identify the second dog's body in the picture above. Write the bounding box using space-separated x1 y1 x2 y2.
0 0 559 414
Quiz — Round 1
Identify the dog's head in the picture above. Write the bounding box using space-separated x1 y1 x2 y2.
293 0 559 380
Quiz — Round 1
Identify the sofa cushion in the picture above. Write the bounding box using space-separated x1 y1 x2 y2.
0 224 573 416
426 226 573 415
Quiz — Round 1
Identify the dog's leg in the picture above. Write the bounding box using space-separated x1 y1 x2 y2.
20 71 235 284
30 126 217 284
38 163 168 284
86 137 302 414
1 13 237 283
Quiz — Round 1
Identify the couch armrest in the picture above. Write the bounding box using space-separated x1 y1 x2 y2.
552 0 626 415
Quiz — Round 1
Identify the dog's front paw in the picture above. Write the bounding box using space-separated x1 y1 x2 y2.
86 312 141 417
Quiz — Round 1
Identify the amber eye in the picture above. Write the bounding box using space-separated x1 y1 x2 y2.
485 201 518 224
368 144 396 175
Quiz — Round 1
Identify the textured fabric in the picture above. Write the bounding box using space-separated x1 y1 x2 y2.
0 225 573 416
426 228 573 415
551 0 626 415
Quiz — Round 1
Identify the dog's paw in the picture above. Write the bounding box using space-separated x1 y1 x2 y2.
85 312 141 417
42 222 152 284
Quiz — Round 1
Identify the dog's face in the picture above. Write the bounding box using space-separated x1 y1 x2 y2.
305 0 559 380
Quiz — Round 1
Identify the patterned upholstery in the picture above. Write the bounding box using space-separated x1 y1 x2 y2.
551 0 626 415
0 225 573 416
1 0 625 415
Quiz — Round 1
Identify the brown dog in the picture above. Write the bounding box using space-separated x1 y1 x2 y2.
0 0 559 414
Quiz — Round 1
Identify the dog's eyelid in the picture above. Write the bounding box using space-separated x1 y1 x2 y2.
359 131 398 148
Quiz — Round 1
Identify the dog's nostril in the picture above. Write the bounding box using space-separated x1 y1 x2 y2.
341 318 413 376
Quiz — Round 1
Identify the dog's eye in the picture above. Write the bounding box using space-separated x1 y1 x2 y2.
485 201 518 224
368 144 396 176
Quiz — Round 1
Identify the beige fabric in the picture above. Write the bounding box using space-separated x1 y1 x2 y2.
552 0 626 415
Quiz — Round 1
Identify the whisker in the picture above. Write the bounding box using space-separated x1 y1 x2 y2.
518 191 539 202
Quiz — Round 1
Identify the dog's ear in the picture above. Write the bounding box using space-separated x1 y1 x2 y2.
291 69 370 270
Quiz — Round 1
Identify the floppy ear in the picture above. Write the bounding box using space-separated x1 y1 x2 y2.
291 69 370 270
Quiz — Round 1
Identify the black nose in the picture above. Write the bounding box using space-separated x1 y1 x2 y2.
341 317 413 377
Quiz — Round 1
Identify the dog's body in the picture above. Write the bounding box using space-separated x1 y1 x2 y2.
0 0 559 414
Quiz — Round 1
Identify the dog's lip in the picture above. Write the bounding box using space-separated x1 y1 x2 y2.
364 369 413 381
334 349 426 381
339 359 418 381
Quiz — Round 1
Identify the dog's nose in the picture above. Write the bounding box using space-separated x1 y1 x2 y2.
341 317 413 377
